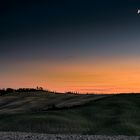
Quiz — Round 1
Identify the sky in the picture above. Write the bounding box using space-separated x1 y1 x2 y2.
1 0 140 93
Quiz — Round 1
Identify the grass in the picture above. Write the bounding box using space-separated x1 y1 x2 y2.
0 93 140 135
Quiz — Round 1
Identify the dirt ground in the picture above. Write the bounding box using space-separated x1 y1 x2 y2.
0 132 139 140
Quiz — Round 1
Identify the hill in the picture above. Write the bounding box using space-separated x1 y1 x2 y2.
0 92 140 135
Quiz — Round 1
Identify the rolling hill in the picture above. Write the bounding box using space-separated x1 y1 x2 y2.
0 92 140 135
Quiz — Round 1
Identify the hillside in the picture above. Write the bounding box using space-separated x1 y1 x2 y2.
0 93 140 135
0 92 106 114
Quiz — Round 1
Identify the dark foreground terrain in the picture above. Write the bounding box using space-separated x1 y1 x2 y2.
0 92 140 136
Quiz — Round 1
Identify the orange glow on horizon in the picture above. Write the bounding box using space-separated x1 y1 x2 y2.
1 56 140 94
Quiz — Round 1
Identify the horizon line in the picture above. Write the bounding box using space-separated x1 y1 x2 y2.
0 87 140 95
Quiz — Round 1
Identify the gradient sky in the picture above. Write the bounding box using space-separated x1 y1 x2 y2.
1 0 140 93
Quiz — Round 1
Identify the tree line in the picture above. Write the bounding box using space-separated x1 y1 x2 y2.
0 87 81 96
0 87 44 96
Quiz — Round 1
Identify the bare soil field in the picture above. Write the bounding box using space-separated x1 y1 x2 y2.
0 132 140 140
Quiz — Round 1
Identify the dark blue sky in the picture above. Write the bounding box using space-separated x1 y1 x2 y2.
1 0 140 61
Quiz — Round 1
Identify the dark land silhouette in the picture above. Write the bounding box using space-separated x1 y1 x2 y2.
0 88 140 135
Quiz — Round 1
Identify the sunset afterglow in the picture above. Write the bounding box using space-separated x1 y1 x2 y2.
1 0 140 93
1 56 140 93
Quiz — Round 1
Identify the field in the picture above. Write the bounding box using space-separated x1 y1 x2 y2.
0 92 140 135
0 132 140 140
